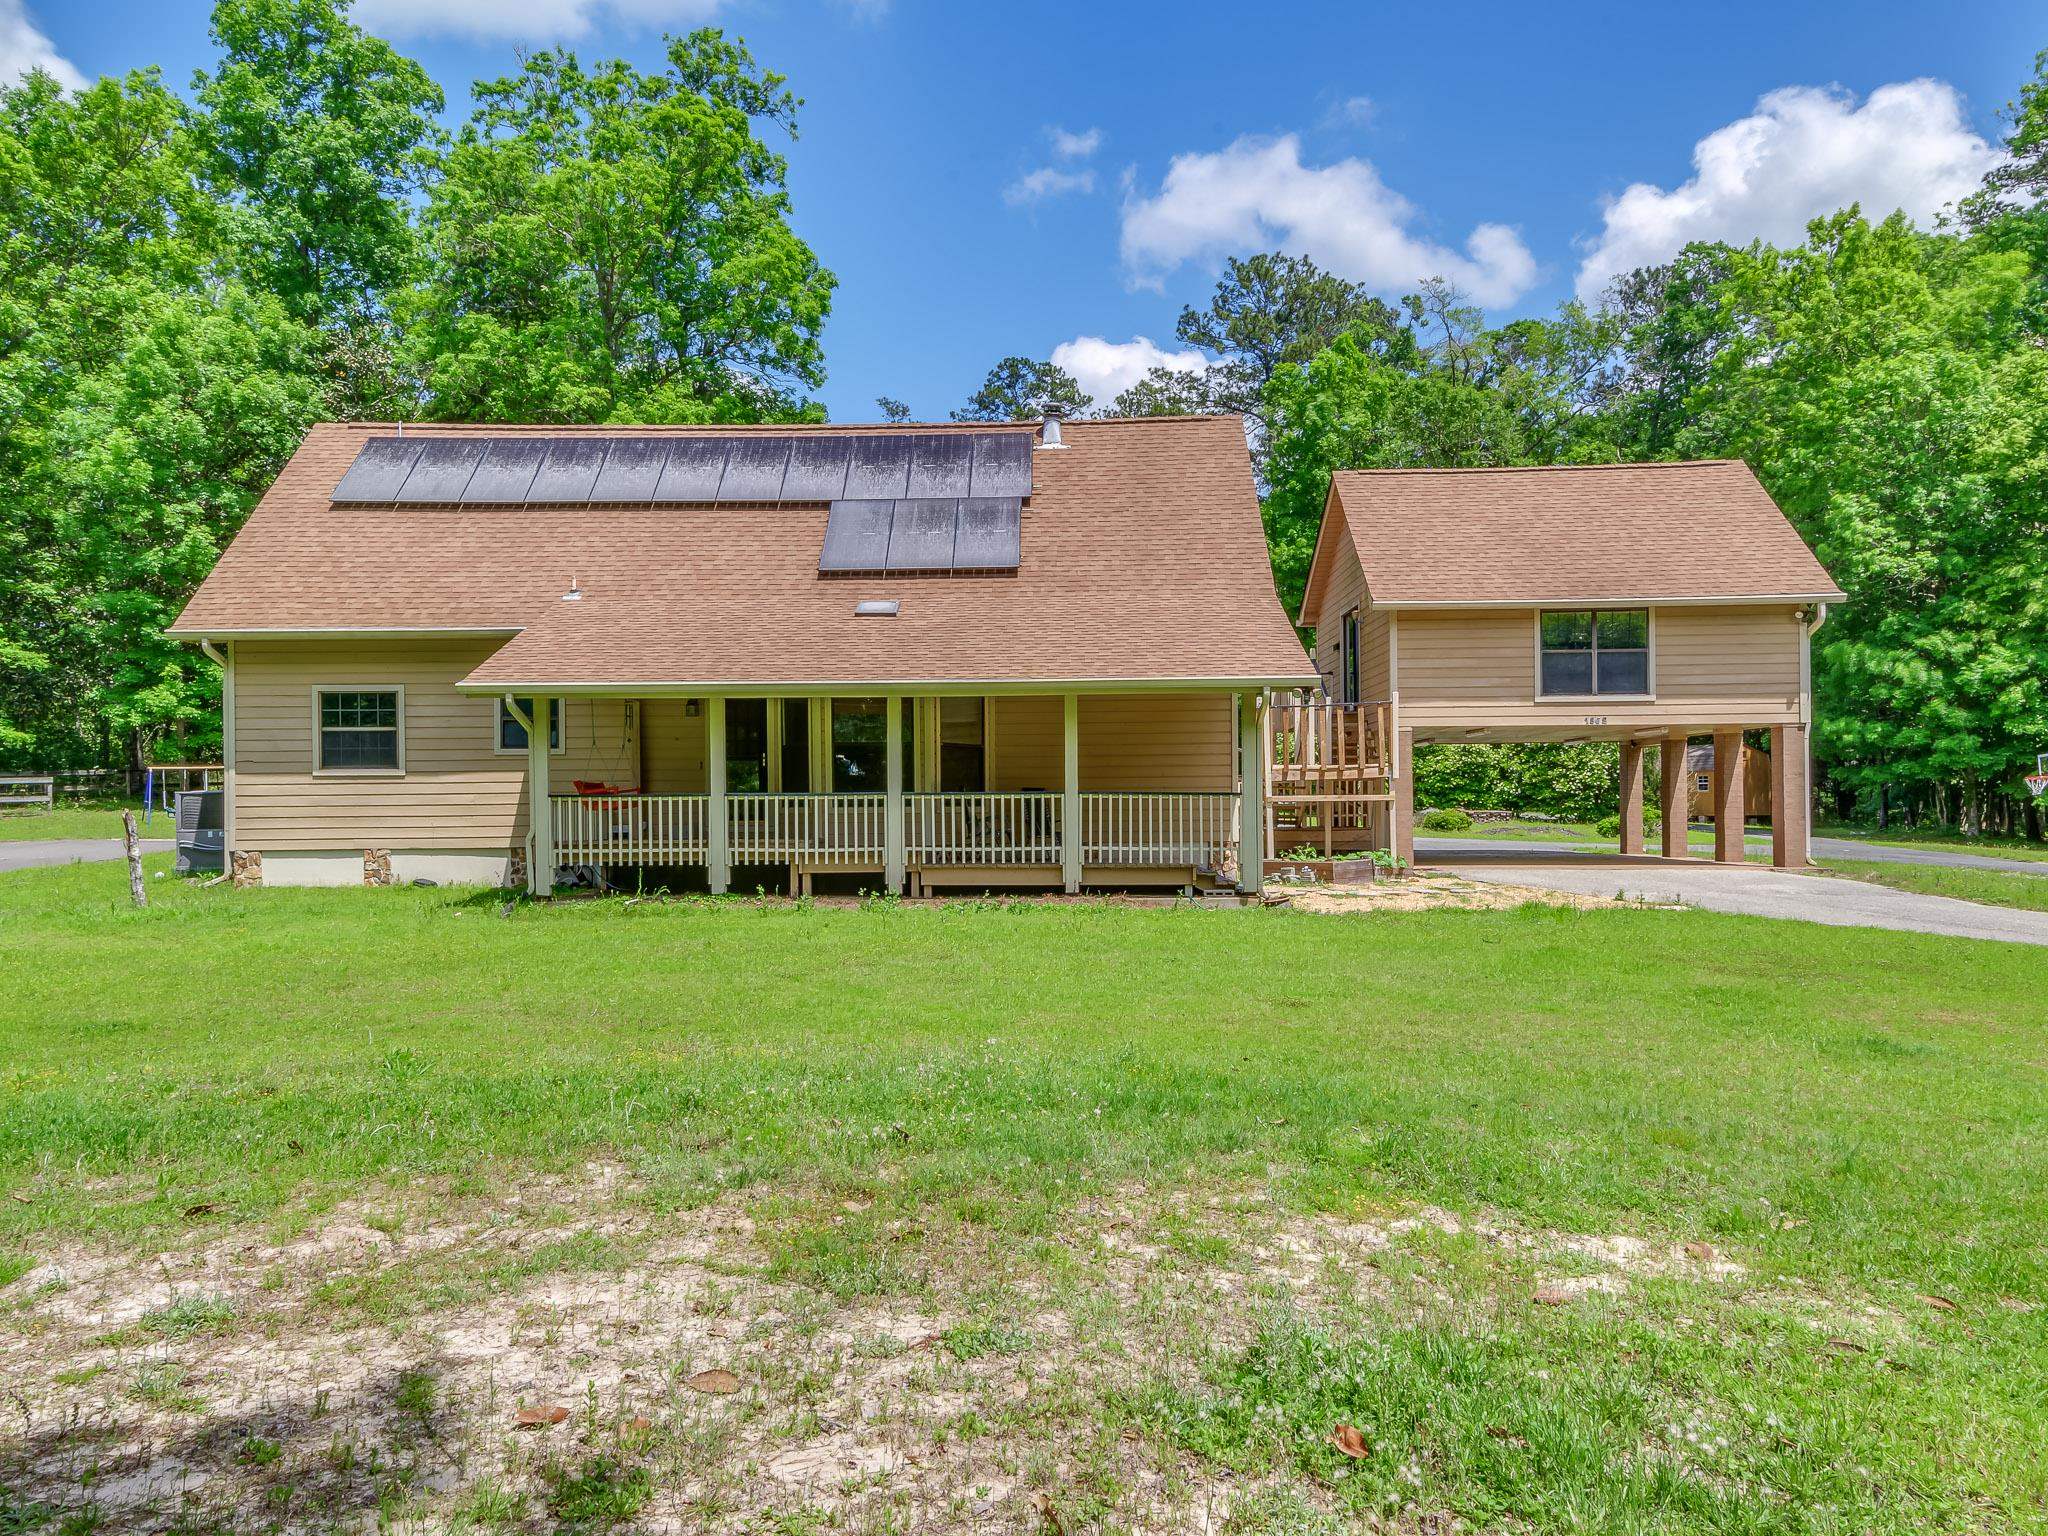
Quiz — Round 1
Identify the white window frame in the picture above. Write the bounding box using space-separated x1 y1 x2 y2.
1532 608 1656 702
493 696 567 757
312 685 405 776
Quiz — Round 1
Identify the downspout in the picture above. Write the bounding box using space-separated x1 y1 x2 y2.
200 639 234 862
1801 604 1828 867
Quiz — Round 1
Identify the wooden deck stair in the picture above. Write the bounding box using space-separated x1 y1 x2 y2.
1263 695 1394 856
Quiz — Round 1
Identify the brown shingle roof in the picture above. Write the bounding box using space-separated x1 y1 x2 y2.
172 417 1315 690
1300 460 1843 624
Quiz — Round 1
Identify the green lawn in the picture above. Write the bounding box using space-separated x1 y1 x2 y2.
2 857 2045 1532
1817 822 2048 863
1822 856 2048 912
0 799 152 841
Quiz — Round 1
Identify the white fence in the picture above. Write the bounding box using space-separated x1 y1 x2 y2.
727 793 887 866
908 792 1061 865
552 794 709 863
1081 792 1238 867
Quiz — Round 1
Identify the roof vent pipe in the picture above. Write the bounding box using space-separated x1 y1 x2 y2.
1039 401 1065 450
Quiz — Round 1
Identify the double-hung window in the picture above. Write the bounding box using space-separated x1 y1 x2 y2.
317 689 402 771
496 697 563 754
1538 609 1650 697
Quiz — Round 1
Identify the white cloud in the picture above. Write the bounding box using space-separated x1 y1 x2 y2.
1004 165 1095 206
0 0 84 90
353 0 724 42
1050 334 1208 406
1329 95 1375 128
1575 79 2002 300
1049 125 1102 159
1119 133 1538 307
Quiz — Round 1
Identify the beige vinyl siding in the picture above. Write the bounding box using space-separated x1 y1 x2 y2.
1310 536 1370 695
987 693 1235 792
641 698 708 792
234 638 628 851
1393 604 1804 732
1360 608 1391 702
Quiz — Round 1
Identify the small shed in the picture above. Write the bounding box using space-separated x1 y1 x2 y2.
1686 742 1772 822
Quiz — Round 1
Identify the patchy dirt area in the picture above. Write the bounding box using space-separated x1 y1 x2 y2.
0 1169 1777 1534
1282 872 1615 915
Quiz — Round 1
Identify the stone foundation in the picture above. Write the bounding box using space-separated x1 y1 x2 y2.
363 848 393 886
229 850 263 888
506 849 527 890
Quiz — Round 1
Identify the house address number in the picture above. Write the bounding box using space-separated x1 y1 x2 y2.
1582 716 1608 725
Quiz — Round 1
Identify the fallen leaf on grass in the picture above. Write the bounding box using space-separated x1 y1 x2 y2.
1919 1294 1959 1313
182 1202 218 1219
1532 1285 1575 1306
1331 1424 1370 1458
621 1415 653 1433
1683 1240 1716 1262
1485 1425 1528 1447
1030 1491 1067 1534
684 1368 740 1394
1825 1337 1868 1354
514 1404 568 1427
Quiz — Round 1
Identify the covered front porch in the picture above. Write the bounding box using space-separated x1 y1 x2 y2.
502 690 1265 897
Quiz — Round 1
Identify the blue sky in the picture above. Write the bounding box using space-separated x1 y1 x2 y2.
16 0 2042 420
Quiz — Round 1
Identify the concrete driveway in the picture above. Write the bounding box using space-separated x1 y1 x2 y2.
0 838 174 874
1421 850 2048 946
1424 832 2048 874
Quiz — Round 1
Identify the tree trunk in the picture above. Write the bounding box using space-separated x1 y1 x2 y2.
122 809 147 908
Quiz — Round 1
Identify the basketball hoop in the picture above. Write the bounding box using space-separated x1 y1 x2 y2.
2028 773 2048 800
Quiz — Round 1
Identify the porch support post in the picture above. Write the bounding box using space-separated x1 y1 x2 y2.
1660 731 1690 859
1771 723 1811 869
707 696 729 893
884 694 905 892
1061 693 1081 893
527 696 553 895
1712 728 1746 864
1618 740 1646 856
1390 725 1415 868
1237 691 1264 893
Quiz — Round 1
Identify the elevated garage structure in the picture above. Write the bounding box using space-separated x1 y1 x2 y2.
1294 461 1844 870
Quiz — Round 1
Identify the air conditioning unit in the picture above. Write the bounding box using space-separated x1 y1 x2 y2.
175 789 224 875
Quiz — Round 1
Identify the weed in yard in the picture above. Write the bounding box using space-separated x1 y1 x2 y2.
233 1438 281 1469
126 1362 203 1412
393 1367 437 1425
940 1319 1031 1360
453 1479 526 1531
542 1456 652 1532
137 1295 236 1340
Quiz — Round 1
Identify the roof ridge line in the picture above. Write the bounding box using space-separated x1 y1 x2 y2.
1337 459 1743 476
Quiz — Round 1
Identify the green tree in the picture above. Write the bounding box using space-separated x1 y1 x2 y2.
952 356 1090 422
874 395 911 422
403 31 835 424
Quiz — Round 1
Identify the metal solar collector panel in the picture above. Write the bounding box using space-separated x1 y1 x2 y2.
525 437 608 502
717 437 792 501
654 438 729 502
885 498 959 571
953 496 1022 569
843 435 912 500
819 500 894 572
968 432 1032 497
781 436 852 500
906 434 973 498
397 438 487 502
462 438 549 503
332 437 423 503
589 438 668 501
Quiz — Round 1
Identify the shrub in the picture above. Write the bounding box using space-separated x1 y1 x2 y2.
1594 813 1622 839
1418 808 1473 832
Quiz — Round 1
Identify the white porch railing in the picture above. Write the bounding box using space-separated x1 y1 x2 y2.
552 793 710 863
908 792 1061 865
1081 792 1238 867
727 792 887 866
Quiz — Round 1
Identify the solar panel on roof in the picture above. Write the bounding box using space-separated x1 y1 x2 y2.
906 435 973 498
332 437 423 503
843 436 912 500
398 438 487 502
654 438 729 502
525 438 608 503
968 432 1032 498
953 496 1022 569
781 436 853 500
462 438 549 503
886 498 959 571
717 437 792 501
589 438 668 501
819 500 895 572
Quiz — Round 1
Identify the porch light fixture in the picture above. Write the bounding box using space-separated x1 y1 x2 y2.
562 577 582 601
854 599 899 618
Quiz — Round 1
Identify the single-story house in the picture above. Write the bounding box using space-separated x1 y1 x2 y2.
1292 460 1844 868
169 415 1317 894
